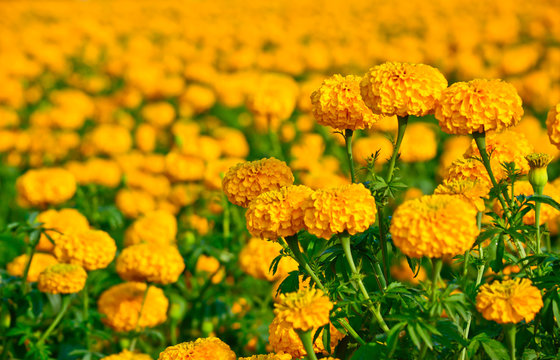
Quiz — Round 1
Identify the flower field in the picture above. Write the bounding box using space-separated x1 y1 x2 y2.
2 0 560 359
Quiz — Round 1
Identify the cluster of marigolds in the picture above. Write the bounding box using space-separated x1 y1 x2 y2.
2 0 560 359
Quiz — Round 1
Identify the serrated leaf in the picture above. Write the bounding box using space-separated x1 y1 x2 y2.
481 338 509 360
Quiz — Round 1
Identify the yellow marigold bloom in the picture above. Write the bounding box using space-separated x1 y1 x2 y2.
445 157 496 190
390 195 480 258
213 127 249 159
399 122 438 163
438 136 473 178
124 210 177 247
7 253 58 282
116 243 185 285
35 208 89 252
274 288 333 331
141 102 176 128
238 353 292 360
54 230 117 271
222 158 294 208
310 74 378 131
157 337 236 360
89 124 132 155
165 152 205 182
195 254 225 284
464 130 534 175
360 62 448 117
16 168 76 207
476 278 543 324
546 103 560 148
66 158 122 188
268 317 344 359
98 282 168 332
38 263 87 294
246 185 313 240
116 189 156 219
434 179 489 212
303 183 376 239
169 183 203 207
204 157 246 191
135 124 157 153
390 258 427 285
352 134 393 166
436 79 523 135
101 350 152 360
239 238 298 281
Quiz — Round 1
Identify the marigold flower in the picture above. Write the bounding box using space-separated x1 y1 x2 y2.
390 194 480 258
16 168 76 207
434 179 489 212
246 185 313 240
546 103 560 148
527 153 552 191
157 337 236 360
399 123 438 163
35 208 89 252
98 282 168 332
435 79 523 135
89 124 132 155
116 243 185 284
141 102 176 128
476 278 543 324
360 62 448 117
303 183 376 239
195 254 225 284
125 210 177 247
7 253 58 282
274 288 333 331
66 158 122 188
310 74 378 131
165 152 205 181
101 350 153 360
445 157 496 190
38 263 87 294
54 230 117 271
222 158 294 208
238 353 292 360
116 189 156 219
239 238 298 281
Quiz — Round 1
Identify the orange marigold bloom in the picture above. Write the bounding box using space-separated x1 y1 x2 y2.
434 179 489 212
16 167 76 207
222 158 294 208
54 229 116 271
7 253 58 282
303 183 376 239
157 337 236 360
390 195 480 258
98 282 168 332
274 288 333 331
476 278 543 324
35 208 89 252
239 238 298 281
246 185 313 240
101 350 153 360
310 74 378 131
546 103 560 148
116 243 185 285
435 79 523 135
445 157 497 190
360 62 448 117
124 210 177 247
116 189 156 219
38 263 87 294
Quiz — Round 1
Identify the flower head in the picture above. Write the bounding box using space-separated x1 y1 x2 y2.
98 282 168 332
274 288 333 331
303 183 376 239
54 230 117 271
526 153 552 192
246 185 313 240
476 278 543 324
222 158 294 208
546 103 560 148
157 337 236 360
445 157 496 190
7 253 58 282
434 179 489 212
435 79 523 135
311 74 378 130
116 243 185 284
35 208 89 252
390 194 480 258
16 168 76 207
360 62 448 117
239 238 297 281
125 210 177 247
38 263 87 294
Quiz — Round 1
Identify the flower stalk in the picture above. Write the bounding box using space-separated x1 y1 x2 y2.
297 329 318 360
129 284 150 351
37 295 73 345
344 129 356 183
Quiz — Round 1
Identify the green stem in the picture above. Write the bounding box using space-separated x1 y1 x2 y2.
21 244 37 294
535 201 542 255
505 324 516 360
376 204 390 286
336 318 366 346
82 280 91 351
297 330 318 360
386 116 408 183
344 129 356 183
284 235 326 292
222 192 231 242
430 259 443 303
37 295 73 345
129 284 150 351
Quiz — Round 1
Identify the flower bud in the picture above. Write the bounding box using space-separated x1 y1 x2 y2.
526 153 552 194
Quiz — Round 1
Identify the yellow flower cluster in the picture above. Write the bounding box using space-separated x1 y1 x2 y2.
35 208 90 252
546 103 560 148
116 244 185 284
7 253 58 282
157 337 236 360
66 158 122 188
436 79 523 135
124 210 177 247
433 179 488 212
16 168 76 207
390 195 480 258
274 288 333 331
246 185 313 240
239 238 298 281
38 263 87 294
101 350 152 360
303 183 376 239
360 62 448 117
311 74 377 131
476 278 543 324
98 282 169 332
222 158 294 208
54 230 117 271
445 157 495 190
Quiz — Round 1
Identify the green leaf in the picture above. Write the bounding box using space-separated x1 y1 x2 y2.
386 322 407 356
407 323 422 349
527 194 560 211
351 343 387 360
481 338 509 360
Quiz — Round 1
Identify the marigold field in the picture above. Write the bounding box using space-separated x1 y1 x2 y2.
3 1 560 359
